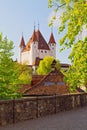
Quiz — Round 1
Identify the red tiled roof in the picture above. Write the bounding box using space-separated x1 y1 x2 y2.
48 32 56 44
24 69 65 94
36 30 50 50
23 30 50 52
24 30 37 51
19 84 31 93
24 68 84 95
31 75 45 86
19 36 25 48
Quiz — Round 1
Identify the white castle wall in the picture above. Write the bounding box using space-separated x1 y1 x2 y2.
21 51 30 64
38 49 50 59
31 41 38 65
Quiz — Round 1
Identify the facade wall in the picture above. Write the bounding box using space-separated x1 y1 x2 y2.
0 93 87 126
31 41 38 64
48 44 56 58
38 49 50 59
21 51 30 64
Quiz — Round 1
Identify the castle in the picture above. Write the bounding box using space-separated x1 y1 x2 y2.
19 27 56 66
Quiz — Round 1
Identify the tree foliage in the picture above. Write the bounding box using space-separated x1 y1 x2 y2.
65 38 87 92
48 0 87 48
37 56 60 75
0 34 31 99
16 63 32 84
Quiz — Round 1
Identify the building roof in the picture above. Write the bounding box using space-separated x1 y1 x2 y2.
19 36 25 48
22 29 50 52
24 69 68 95
35 30 50 50
24 30 37 52
48 32 56 44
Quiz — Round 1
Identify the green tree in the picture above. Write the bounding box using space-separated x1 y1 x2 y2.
65 38 87 92
37 56 60 75
48 0 87 48
0 34 31 99
48 0 87 91
16 63 32 84
0 34 19 99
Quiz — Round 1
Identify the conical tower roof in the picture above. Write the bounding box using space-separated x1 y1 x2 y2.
48 32 56 44
19 35 25 48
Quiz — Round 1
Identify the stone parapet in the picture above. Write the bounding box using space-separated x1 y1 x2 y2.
0 93 87 126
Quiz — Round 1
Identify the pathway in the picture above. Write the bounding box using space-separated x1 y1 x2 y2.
0 106 87 130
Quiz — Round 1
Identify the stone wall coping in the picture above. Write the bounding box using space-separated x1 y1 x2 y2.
14 97 37 103
0 92 86 103
0 99 13 104
37 95 55 100
56 92 87 97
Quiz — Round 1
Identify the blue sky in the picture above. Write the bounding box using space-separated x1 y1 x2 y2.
0 0 71 63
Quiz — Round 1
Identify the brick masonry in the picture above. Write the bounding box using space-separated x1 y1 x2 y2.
0 93 87 126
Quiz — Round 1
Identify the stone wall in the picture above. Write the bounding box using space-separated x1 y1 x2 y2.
0 100 13 126
0 93 87 126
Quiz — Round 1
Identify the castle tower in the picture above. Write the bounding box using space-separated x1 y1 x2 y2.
19 34 25 63
19 35 25 52
48 31 56 58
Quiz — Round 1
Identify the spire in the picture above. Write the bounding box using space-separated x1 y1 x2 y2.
38 21 39 30
19 33 25 48
34 22 35 31
32 23 37 41
48 29 56 44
